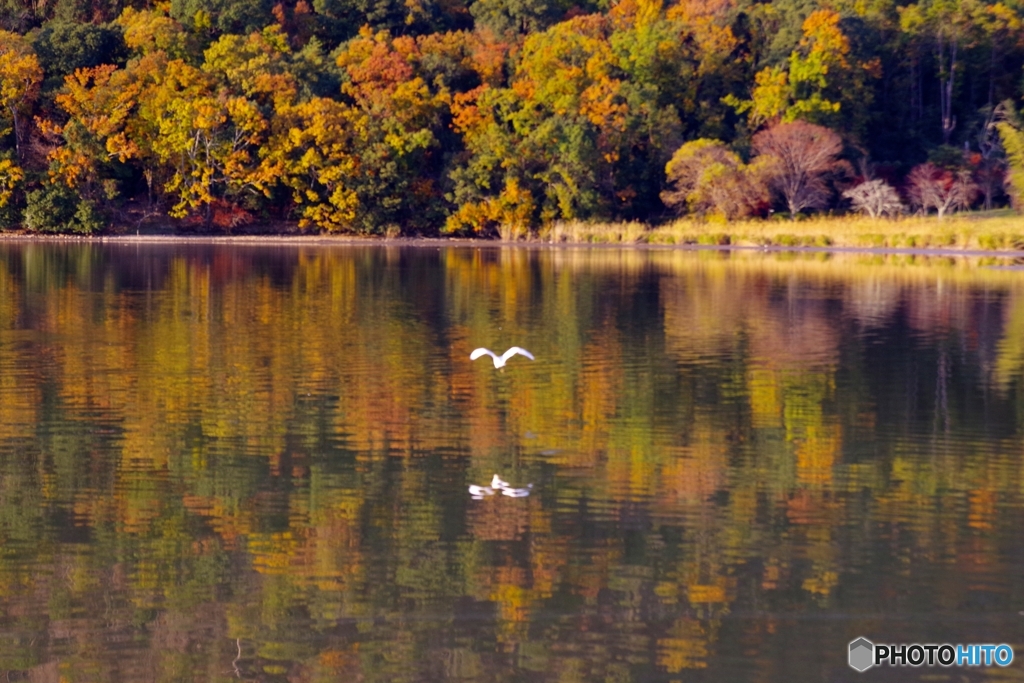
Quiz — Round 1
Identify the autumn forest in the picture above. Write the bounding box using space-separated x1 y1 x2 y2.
2 0 1024 234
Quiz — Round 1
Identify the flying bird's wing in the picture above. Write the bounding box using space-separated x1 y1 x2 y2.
470 348 496 361
502 347 535 362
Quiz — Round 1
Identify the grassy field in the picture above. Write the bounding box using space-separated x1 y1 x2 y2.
538 209 1024 250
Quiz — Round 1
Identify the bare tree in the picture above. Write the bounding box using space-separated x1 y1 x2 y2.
949 170 980 213
906 162 978 219
752 121 845 218
843 179 905 217
661 138 768 220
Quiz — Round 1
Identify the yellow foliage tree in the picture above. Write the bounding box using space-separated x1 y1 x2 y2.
0 31 43 161
0 157 23 208
262 97 362 231
724 10 853 127
56 32 288 222
116 6 195 59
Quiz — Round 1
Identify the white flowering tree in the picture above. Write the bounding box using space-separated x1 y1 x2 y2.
842 179 905 218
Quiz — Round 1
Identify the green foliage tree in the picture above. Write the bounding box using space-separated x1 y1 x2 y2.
32 21 126 83
469 0 562 35
310 0 471 47
994 100 1024 209
23 183 103 233
725 9 879 132
898 0 985 144
169 0 275 38
1 0 129 30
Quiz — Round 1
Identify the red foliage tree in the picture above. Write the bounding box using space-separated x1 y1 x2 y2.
906 162 978 219
752 120 846 218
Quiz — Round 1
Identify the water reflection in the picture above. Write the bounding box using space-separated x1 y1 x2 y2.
0 242 1021 681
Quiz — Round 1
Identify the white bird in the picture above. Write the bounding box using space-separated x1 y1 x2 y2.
501 484 533 497
468 484 495 499
470 346 535 368
469 474 534 499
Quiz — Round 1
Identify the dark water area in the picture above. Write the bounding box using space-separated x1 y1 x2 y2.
0 241 1022 682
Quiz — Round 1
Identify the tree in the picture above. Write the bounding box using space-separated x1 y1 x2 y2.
752 120 846 216
115 6 199 61
906 162 979 218
470 0 562 36
976 2 1024 111
169 0 275 38
660 0 744 140
0 30 42 161
842 179 905 217
447 10 682 234
23 183 103 234
256 27 458 234
145 29 298 220
54 30 289 223
310 0 470 47
329 28 452 233
51 55 166 203
261 96 362 231
724 10 877 129
32 21 127 82
0 154 22 212
995 100 1024 210
898 0 984 144
661 138 768 219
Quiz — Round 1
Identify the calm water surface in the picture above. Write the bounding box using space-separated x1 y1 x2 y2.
0 242 1022 682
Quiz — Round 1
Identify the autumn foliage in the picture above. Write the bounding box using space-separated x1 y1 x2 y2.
0 0 1022 233
752 120 847 217
905 162 979 219
661 138 768 220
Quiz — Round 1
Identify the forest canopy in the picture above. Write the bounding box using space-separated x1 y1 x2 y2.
1 0 1024 234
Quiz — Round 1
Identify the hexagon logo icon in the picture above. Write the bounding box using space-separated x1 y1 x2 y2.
849 637 875 672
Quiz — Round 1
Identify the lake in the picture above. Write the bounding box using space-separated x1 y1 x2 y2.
0 241 1021 682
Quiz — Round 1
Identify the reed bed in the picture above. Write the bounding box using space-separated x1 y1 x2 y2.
533 210 1024 251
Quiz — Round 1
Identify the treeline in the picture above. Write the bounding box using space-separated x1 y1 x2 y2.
1 0 1024 235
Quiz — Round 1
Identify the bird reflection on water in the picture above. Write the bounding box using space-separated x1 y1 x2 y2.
468 474 534 499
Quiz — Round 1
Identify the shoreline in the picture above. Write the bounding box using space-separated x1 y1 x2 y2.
1 232 1024 259
3 207 1024 260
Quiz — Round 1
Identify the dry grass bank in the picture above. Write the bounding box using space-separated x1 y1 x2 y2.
537 210 1024 250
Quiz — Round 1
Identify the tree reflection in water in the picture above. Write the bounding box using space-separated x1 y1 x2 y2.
0 243 1019 682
